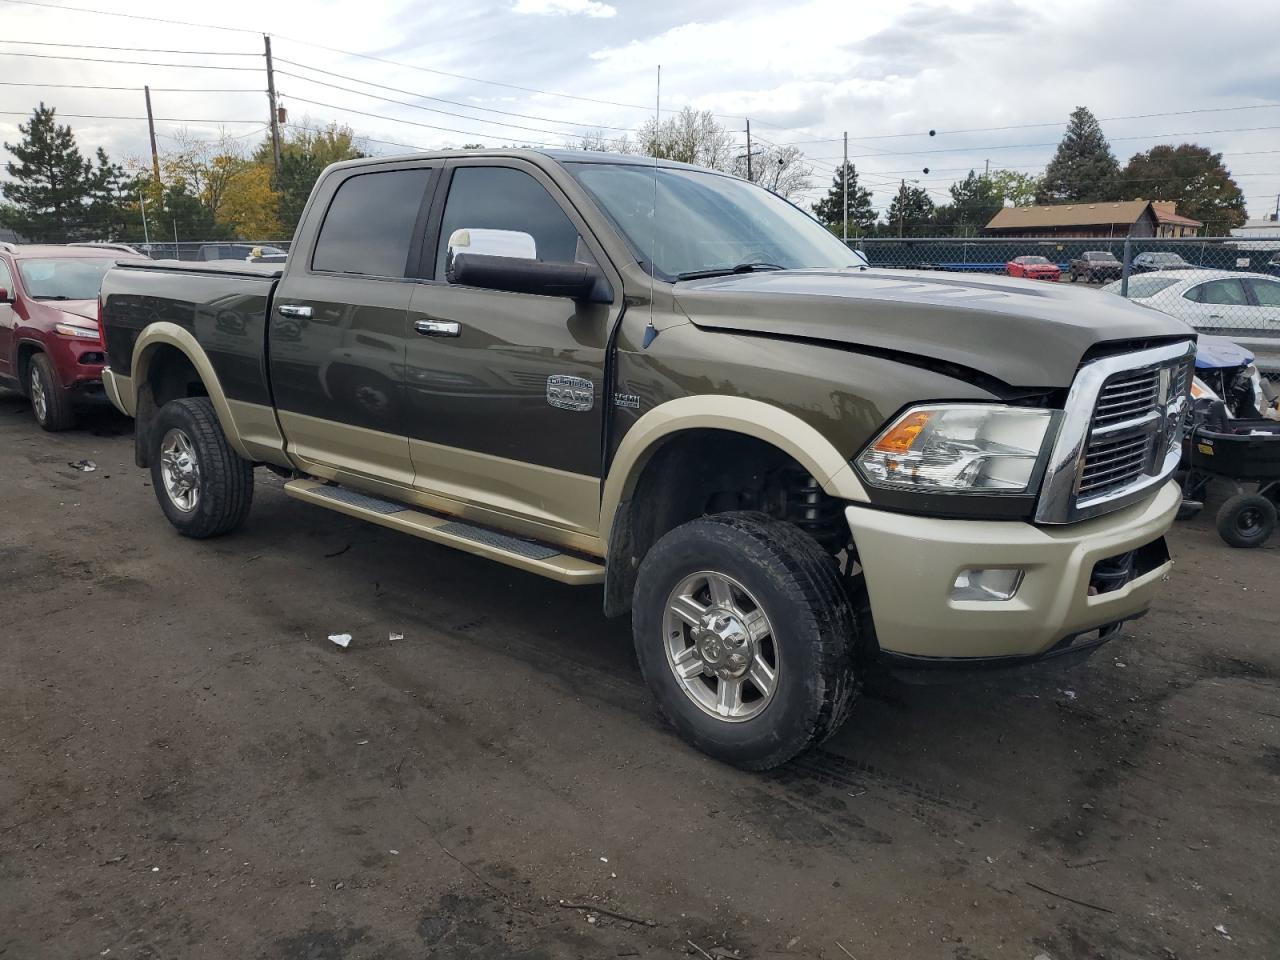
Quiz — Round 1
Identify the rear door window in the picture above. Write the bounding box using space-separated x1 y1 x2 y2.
1246 278 1280 307
313 168 432 277
1186 279 1248 306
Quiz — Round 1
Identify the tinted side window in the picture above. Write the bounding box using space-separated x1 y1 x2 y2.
1248 279 1280 307
1190 279 1247 306
313 168 431 277
436 167 581 280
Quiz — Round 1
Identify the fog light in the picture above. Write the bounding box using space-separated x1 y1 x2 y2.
951 568 1024 601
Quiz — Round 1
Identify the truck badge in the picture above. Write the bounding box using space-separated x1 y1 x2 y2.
546 375 594 412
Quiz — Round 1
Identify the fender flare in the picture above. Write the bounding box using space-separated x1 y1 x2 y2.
599 395 869 546
128 322 254 461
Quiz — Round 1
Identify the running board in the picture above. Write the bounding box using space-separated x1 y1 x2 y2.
283 478 604 585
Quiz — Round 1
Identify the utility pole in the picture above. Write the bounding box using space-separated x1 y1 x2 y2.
143 85 161 183
745 118 753 181
898 179 906 238
264 34 283 175
138 190 150 247
984 158 990 177
842 131 849 242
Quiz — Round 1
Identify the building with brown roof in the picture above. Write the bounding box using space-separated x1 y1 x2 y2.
984 200 1201 238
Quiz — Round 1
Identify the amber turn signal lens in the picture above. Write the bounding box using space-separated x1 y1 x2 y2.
873 410 932 453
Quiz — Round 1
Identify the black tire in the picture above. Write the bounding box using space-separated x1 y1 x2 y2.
632 512 861 770
149 397 254 538
1069 270 1078 283
28 352 75 431
1216 493 1276 548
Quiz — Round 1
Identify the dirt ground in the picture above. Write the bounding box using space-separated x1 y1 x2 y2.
1 394 1277 960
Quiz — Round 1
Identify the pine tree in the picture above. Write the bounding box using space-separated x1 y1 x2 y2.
884 184 935 237
0 104 100 241
811 162 876 236
1037 107 1120 203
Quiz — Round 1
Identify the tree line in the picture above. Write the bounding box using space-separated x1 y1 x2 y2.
0 102 1249 244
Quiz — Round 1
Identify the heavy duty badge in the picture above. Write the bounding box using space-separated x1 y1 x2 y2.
546 375 594 412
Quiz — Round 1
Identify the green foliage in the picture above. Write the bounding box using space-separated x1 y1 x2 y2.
987 169 1041 207
0 104 116 242
811 162 876 236
1121 144 1246 235
933 170 1003 235
883 184 936 236
1037 107 1120 203
259 123 365 235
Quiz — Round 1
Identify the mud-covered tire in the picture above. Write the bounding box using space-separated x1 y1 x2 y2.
28 352 75 431
632 511 860 770
149 397 253 538
1216 493 1276 548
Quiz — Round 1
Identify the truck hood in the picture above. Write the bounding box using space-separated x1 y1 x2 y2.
57 300 99 322
673 269 1192 388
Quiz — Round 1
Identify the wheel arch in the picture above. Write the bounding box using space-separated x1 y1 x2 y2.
128 323 253 463
15 337 46 390
599 396 868 617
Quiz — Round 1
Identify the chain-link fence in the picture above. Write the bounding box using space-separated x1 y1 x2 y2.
853 236 1280 381
125 239 293 261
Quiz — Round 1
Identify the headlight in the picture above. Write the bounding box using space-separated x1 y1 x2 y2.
54 321 100 339
856 404 1054 494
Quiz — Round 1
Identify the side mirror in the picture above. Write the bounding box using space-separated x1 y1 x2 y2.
447 227 537 262
449 253 611 303
0 287 10 303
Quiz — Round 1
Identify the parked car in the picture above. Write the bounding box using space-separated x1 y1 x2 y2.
1101 269 1280 375
0 244 117 430
100 149 1192 770
195 243 287 262
1005 255 1060 281
1069 250 1123 283
1132 251 1195 272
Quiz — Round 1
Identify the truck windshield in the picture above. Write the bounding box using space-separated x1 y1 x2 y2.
568 162 862 281
17 257 114 300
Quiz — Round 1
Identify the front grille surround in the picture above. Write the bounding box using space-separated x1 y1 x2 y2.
1036 340 1195 524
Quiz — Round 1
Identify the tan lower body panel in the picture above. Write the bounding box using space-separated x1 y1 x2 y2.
226 400 290 468
847 480 1180 659
284 478 604 585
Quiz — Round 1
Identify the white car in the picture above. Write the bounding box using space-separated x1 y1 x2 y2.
1101 269 1280 373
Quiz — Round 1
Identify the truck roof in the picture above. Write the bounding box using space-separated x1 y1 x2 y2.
113 258 282 279
323 148 723 175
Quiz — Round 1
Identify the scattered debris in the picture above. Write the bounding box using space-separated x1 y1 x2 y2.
1115 662 1127 669
1025 880 1114 914
68 459 96 472
1059 689 1077 701
1214 924 1231 940
834 942 856 959
600 856 609 863
1034 953 1055 960
686 941 715 960
558 901 656 927
150 866 159 873
99 853 127 866
356 740 368 746
324 543 352 559
389 631 404 641
1064 857 1108 869
389 849 399 855
329 633 352 649
709 949 739 959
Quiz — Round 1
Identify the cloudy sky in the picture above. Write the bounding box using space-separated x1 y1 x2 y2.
2 0 1278 221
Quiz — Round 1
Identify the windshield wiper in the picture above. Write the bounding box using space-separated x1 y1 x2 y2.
33 295 72 300
674 261 786 282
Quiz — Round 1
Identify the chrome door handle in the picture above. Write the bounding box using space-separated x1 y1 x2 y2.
415 319 461 337
277 304 313 319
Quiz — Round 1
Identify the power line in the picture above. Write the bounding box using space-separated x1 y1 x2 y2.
0 109 262 123
0 50 262 70
0 80 261 93
0 38 256 56
273 59 637 132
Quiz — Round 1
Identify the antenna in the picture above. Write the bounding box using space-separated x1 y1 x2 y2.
643 64 660 348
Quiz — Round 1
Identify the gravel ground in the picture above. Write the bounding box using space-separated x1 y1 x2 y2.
1 394 1277 960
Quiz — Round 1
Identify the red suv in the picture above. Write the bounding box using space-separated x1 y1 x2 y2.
0 244 119 430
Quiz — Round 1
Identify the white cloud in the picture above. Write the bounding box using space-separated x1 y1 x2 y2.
513 0 618 17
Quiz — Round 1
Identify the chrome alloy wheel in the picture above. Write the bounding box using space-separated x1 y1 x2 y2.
662 571 779 722
159 427 201 513
29 367 48 423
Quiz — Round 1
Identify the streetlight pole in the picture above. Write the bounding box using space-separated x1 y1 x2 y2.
842 131 848 242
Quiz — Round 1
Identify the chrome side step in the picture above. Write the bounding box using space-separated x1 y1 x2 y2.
283 478 604 585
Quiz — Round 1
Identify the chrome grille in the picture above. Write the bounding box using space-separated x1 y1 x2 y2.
1035 340 1196 524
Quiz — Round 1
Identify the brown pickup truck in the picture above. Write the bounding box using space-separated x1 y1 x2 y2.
100 150 1194 769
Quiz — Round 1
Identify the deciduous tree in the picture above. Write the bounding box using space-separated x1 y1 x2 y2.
884 183 935 236
1121 144 1246 235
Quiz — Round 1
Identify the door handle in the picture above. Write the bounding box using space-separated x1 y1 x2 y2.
415 319 461 337
277 304 313 319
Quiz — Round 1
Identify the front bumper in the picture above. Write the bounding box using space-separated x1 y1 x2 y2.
102 367 133 416
846 480 1180 662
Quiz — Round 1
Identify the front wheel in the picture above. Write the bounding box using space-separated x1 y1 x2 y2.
632 512 861 770
149 397 254 538
29 352 75 431
1216 493 1276 548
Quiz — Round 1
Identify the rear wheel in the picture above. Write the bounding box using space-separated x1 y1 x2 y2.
1216 493 1276 548
632 512 861 770
150 397 254 538
28 352 75 431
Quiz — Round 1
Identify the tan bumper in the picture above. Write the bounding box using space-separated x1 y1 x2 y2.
102 368 134 416
846 480 1180 660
